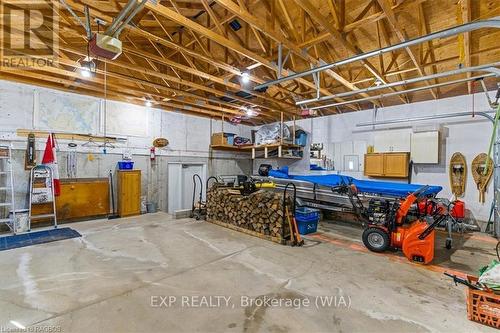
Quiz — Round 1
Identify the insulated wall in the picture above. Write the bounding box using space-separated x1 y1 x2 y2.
254 91 496 223
0 80 253 213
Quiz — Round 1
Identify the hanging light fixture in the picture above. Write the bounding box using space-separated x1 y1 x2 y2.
241 72 250 84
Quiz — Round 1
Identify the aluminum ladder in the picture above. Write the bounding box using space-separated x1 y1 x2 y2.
29 165 57 231
0 143 16 234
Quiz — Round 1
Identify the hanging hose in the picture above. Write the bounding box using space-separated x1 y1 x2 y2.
190 174 204 219
484 103 500 175
206 176 218 192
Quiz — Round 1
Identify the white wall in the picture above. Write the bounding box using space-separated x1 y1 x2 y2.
289 92 496 223
0 80 253 212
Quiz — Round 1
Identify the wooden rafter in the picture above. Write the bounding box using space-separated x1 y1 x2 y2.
375 0 438 99
0 0 497 122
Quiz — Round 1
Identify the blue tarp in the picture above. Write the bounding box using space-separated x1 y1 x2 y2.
269 166 442 197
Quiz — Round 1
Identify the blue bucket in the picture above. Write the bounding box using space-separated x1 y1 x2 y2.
118 161 134 170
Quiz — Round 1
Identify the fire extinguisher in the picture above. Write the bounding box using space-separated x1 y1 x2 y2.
150 147 156 161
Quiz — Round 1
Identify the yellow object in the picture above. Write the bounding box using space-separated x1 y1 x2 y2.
472 153 493 203
117 170 142 217
87 153 94 161
256 182 275 188
364 153 409 178
367 145 374 153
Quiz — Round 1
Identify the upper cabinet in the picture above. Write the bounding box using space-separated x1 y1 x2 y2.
374 129 411 152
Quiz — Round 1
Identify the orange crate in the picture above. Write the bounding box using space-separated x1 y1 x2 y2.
466 275 500 329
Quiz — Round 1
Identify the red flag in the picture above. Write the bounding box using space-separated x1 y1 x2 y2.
42 134 60 196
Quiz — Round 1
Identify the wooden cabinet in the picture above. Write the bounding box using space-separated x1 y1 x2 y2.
364 154 385 176
117 170 141 217
364 153 409 178
31 178 109 223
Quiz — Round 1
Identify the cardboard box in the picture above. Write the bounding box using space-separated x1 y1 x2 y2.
211 133 227 146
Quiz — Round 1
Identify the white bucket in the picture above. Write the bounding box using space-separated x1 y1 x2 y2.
9 209 29 233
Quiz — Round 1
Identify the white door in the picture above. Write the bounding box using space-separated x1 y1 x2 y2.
167 163 206 214
181 164 204 211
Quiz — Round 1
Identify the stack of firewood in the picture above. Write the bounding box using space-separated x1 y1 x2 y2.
206 187 289 238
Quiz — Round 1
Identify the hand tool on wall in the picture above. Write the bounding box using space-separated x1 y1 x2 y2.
24 133 36 170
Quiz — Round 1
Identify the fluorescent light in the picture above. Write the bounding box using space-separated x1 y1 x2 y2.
241 72 250 84
246 108 255 117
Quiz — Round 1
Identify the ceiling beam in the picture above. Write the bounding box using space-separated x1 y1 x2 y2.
375 0 438 99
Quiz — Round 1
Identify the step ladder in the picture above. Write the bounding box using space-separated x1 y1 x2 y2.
0 143 16 234
29 165 57 231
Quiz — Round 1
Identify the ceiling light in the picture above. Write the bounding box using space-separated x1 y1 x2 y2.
79 58 95 78
241 72 250 84
80 67 91 78
245 108 256 117
145 100 152 107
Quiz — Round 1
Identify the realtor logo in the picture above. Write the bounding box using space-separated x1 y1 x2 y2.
1 0 59 70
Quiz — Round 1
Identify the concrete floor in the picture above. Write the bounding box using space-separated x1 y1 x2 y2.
0 212 497 333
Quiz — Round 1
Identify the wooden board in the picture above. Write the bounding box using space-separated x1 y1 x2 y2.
449 152 467 197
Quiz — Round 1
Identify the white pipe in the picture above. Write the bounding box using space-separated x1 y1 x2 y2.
356 111 495 127
310 74 496 111
297 62 500 105
254 17 500 90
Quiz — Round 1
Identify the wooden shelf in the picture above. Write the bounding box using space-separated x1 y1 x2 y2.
241 142 303 159
210 144 251 152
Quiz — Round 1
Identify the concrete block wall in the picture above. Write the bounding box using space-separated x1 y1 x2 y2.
0 80 253 213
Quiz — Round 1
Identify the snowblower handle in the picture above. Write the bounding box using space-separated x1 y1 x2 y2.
412 185 431 198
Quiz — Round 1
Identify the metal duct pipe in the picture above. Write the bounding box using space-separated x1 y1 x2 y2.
59 0 91 38
297 62 500 106
309 74 496 111
356 111 495 127
84 5 92 40
254 17 500 90
104 0 137 36
113 0 148 37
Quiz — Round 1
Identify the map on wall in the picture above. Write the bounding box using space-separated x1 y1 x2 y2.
36 90 100 134
103 100 148 137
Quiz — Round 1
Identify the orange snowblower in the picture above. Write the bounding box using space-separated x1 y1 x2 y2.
361 185 447 264
363 187 433 263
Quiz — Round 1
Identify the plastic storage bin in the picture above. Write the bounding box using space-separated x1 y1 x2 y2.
295 207 320 235
295 131 308 146
226 133 236 145
466 275 500 328
118 161 134 170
